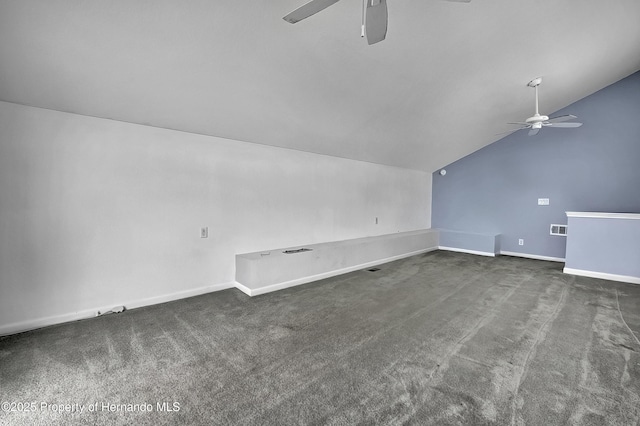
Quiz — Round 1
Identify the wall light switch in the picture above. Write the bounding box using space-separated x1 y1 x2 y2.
200 227 208 238
538 198 550 206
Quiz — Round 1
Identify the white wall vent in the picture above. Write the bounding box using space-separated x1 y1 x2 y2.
283 248 312 254
550 224 568 236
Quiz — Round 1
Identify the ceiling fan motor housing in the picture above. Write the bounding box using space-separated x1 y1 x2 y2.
525 114 548 124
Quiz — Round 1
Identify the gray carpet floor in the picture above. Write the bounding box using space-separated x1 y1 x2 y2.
1 251 639 425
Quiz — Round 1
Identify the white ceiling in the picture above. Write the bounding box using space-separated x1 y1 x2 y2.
1 0 639 172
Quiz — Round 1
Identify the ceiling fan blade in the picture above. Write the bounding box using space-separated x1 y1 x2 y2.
546 114 577 123
365 0 388 45
545 122 583 128
507 122 530 126
283 0 342 24
528 128 540 136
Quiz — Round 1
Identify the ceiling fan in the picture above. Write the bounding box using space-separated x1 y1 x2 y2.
283 0 471 45
508 77 583 136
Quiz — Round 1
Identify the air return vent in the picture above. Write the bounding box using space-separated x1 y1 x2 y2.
283 248 312 254
550 224 568 236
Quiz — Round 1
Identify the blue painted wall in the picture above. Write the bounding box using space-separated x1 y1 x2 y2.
438 229 500 255
432 71 640 259
565 215 640 280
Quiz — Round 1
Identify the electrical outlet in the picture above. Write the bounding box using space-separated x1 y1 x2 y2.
200 227 208 238
518 239 524 246
538 198 550 205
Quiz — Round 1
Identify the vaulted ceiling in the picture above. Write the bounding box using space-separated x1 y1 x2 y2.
1 0 639 171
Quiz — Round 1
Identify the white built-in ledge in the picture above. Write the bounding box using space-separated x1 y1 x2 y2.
235 229 439 296
564 211 640 285
566 211 640 220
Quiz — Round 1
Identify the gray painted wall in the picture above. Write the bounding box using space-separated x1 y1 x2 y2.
432 71 640 259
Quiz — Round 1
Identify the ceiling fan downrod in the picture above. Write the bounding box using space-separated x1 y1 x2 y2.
361 0 366 37
527 77 542 116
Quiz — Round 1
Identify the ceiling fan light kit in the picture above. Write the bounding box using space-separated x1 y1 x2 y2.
283 0 470 45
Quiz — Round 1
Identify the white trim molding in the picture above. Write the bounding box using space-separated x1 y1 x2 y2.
438 246 496 257
566 211 640 220
234 281 253 297
499 251 565 263
563 268 640 285
0 281 236 337
237 248 438 297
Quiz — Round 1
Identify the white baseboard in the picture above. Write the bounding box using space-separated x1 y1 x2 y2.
234 281 253 296
563 268 640 285
499 251 565 263
1 247 441 336
0 281 236 337
0 246 440 335
438 246 496 257
237 247 438 297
